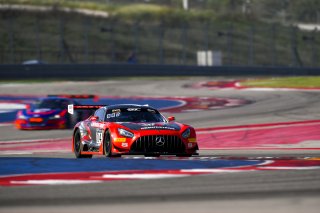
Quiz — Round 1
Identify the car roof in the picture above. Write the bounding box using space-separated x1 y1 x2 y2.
105 104 157 111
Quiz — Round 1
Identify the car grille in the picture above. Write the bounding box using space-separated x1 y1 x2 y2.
131 135 185 153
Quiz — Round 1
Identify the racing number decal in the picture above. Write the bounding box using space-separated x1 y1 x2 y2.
96 130 103 145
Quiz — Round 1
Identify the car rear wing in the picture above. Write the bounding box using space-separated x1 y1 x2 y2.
67 104 105 115
48 94 98 100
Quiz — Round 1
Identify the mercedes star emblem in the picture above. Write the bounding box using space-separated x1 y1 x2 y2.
155 136 165 146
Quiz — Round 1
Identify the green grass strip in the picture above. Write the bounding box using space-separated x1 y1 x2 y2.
242 76 320 89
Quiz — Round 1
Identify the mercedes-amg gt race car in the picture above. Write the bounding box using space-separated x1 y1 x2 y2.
15 95 95 130
68 104 198 157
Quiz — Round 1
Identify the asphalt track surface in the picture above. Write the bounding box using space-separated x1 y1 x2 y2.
0 77 320 213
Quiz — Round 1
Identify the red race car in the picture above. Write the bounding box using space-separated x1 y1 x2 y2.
68 104 198 158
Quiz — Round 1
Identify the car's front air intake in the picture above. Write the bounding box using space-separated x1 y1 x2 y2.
131 135 185 153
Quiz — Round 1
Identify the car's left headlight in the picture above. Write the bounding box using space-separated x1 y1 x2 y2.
182 128 191 138
118 128 134 138
49 114 61 119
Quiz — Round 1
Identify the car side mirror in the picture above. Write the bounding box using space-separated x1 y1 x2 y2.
90 116 99 121
168 116 175 122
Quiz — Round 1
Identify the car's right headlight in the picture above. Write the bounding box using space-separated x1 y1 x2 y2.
182 128 191 138
118 128 134 138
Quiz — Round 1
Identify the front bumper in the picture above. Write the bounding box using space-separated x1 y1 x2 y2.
111 132 198 155
15 119 67 130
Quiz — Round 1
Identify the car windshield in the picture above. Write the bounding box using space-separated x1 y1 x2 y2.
105 108 166 123
34 99 70 110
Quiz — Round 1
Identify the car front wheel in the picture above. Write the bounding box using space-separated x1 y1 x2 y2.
74 129 92 158
104 130 121 157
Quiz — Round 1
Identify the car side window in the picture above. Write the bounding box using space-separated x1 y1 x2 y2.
94 108 106 122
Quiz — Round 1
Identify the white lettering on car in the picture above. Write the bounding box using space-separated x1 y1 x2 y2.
141 126 175 130
91 122 105 129
107 113 120 118
96 131 103 145
127 108 140 111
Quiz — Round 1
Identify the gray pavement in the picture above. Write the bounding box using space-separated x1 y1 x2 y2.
0 77 320 213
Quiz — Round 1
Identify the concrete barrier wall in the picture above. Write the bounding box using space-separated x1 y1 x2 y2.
0 64 320 79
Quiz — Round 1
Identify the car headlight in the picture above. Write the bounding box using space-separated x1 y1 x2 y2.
49 114 61 119
118 128 134 138
182 128 191 138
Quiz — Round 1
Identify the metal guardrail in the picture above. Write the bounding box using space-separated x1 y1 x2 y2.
0 64 319 79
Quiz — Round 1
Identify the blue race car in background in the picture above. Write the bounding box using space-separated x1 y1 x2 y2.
15 95 96 130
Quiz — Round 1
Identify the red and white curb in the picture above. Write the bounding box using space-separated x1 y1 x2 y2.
197 120 320 149
1 159 320 186
1 120 320 155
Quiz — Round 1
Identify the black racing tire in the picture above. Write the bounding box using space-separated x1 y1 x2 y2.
74 129 92 158
104 130 121 158
103 130 112 157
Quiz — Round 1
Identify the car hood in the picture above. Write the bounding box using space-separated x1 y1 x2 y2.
119 122 181 131
23 108 62 116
